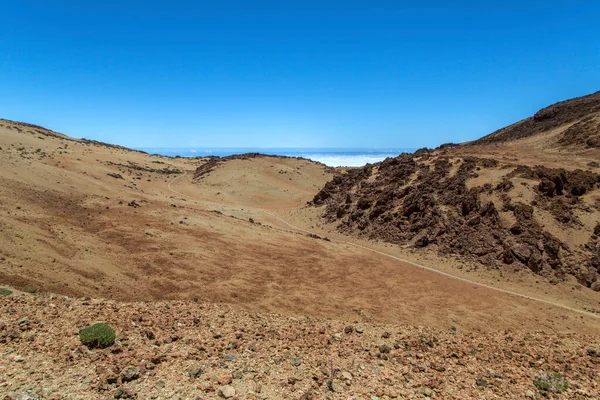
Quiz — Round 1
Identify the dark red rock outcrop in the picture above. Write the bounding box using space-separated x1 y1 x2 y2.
312 153 600 287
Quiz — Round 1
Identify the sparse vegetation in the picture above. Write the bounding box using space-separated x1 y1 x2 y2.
0 288 13 296
22 285 37 294
534 372 569 394
587 348 598 357
79 323 116 348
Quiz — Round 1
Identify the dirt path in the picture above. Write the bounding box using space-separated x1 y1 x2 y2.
167 172 600 320
167 170 194 199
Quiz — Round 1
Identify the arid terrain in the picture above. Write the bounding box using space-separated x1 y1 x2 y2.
2 91 600 399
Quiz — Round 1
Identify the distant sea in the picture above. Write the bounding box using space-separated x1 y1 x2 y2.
135 148 416 167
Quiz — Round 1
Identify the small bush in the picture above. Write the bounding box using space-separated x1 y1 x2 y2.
79 323 116 349
0 288 13 296
535 372 568 393
22 285 37 294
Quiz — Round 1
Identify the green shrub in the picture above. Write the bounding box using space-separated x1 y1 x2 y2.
22 285 37 294
0 288 13 296
535 372 568 393
79 323 116 349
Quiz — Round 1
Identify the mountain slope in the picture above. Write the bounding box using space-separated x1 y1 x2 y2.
471 91 600 147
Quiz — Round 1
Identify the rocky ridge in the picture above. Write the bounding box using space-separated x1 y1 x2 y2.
312 153 600 287
471 91 600 147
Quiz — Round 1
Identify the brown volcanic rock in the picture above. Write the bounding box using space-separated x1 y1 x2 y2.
511 165 600 197
559 115 600 148
312 153 600 286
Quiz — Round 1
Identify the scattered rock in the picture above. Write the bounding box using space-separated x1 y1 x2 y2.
217 373 232 385
340 371 353 381
525 389 535 399
218 385 236 398
13 395 37 400
114 387 136 399
187 365 203 379
379 344 391 354
289 357 303 367
119 366 140 382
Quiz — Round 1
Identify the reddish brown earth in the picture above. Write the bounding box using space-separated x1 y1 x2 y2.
2 292 600 399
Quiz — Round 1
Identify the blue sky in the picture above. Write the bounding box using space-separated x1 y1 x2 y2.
1 1 599 148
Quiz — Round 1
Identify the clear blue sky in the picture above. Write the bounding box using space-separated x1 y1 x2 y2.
1 1 599 148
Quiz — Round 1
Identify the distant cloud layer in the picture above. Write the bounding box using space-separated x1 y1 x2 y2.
302 153 398 167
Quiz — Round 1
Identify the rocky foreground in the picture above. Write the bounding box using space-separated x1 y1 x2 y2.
1 293 599 399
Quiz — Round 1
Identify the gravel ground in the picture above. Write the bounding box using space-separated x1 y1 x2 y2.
1 293 599 399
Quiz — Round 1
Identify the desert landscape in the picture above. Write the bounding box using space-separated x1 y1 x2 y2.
1 92 600 399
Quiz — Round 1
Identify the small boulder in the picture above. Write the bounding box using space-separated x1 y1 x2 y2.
120 366 140 382
538 179 556 196
114 387 136 399
379 344 391 354
218 385 236 398
187 365 203 379
511 244 532 263
289 357 303 367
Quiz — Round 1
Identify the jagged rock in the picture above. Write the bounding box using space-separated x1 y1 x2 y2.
187 365 203 378
513 203 534 222
411 230 429 248
119 367 140 382
509 223 524 235
538 179 556 196
379 344 391 354
527 251 543 273
511 245 532 264
114 387 136 399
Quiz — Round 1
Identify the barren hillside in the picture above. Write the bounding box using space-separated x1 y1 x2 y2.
471 91 600 148
2 112 600 399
